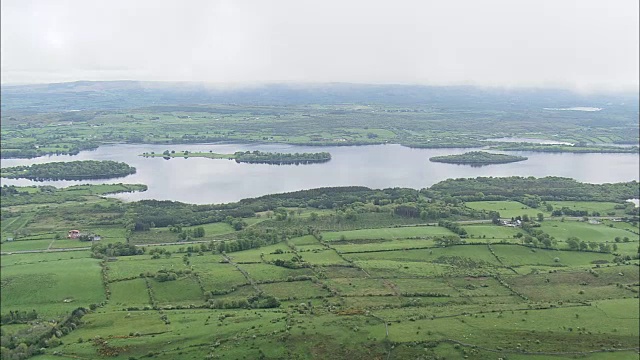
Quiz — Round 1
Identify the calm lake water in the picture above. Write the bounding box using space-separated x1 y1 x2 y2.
483 137 574 145
1 143 638 204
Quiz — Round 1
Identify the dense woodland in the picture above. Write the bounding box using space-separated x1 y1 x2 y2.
232 151 331 164
3 178 637 235
430 176 640 203
429 151 528 165
0 160 136 181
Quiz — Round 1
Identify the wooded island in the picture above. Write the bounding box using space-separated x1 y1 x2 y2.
141 150 332 164
429 151 527 165
0 160 136 181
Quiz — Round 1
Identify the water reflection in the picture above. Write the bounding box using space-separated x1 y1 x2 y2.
1 143 638 204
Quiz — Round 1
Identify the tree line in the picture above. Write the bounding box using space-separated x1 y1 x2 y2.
429 151 527 165
1 160 136 181
232 150 331 164
430 176 639 203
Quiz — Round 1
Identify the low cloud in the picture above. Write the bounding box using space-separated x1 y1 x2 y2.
1 0 638 92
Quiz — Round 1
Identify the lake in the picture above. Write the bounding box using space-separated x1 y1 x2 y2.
483 137 574 145
1 143 638 204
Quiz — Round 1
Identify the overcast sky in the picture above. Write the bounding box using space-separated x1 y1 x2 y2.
1 0 638 92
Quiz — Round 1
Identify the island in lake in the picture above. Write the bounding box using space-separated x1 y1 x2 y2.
429 151 527 166
141 150 332 164
0 160 136 181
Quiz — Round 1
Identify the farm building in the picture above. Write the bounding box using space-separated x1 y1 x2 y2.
68 230 101 241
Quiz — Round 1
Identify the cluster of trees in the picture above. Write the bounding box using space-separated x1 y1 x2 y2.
232 150 331 164
122 186 504 235
216 234 278 253
434 235 465 247
1 160 136 181
0 307 87 360
431 176 640 203
125 187 427 229
520 225 555 249
551 207 607 217
393 202 486 221
216 227 308 254
394 205 421 218
125 200 254 229
154 269 181 282
429 151 527 165
91 242 144 258
0 310 37 325
244 186 421 212
272 257 307 269
438 220 468 236
148 247 173 259
0 185 22 197
566 237 616 253
224 216 247 231
207 293 280 309
170 226 206 240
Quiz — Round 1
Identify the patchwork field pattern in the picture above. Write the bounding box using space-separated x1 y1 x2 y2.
1 199 638 360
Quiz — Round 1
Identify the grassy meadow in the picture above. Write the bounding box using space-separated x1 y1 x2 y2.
1 192 638 359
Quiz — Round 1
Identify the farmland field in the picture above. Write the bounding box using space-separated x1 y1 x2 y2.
465 200 545 218
1 258 105 317
322 225 455 241
546 201 629 216
1 181 638 359
541 221 638 243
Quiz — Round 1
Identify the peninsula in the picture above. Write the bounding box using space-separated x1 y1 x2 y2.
141 150 332 164
0 160 136 181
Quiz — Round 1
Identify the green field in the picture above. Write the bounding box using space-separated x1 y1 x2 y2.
1 258 105 317
546 201 628 216
541 220 638 243
1 183 638 359
465 200 546 218
322 225 454 241
331 238 435 253
108 279 151 308
1 239 57 252
0 250 92 266
106 257 187 281
491 244 615 268
463 223 523 240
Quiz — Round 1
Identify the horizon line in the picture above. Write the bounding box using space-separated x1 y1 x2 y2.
2 79 639 95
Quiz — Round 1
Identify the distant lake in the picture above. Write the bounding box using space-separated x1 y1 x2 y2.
484 137 573 145
543 107 603 112
1 144 638 204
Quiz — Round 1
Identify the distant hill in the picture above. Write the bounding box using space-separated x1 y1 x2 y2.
1 81 637 112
